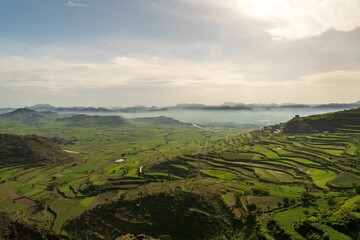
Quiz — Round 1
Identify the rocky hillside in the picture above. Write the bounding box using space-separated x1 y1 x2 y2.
0 134 77 165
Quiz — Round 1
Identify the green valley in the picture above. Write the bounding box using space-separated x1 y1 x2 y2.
0 108 359 240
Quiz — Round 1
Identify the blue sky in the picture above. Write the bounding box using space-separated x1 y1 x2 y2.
0 0 360 107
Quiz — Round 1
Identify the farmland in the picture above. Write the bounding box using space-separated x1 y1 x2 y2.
0 108 359 239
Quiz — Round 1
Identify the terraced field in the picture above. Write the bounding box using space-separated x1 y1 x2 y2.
0 116 246 236
0 109 359 240
139 126 360 239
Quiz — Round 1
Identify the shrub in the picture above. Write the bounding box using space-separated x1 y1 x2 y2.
355 185 360 194
159 234 173 240
251 188 270 196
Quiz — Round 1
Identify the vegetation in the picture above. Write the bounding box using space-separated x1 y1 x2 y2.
0 133 77 165
0 108 359 239
283 107 360 133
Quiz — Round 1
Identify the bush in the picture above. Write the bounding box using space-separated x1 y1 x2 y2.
355 185 360 194
251 188 270 196
248 203 257 212
159 234 173 240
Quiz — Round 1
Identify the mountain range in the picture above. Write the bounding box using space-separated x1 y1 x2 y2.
1 101 359 114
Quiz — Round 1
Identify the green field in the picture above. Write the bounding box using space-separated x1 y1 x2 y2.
0 110 359 240
202 169 238 179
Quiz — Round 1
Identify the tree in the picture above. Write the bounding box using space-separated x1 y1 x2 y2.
248 203 257 212
283 197 290 207
355 185 360 194
159 234 173 240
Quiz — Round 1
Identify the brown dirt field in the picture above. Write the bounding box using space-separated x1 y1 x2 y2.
15 197 37 208
91 191 118 208
247 195 282 211
1 184 22 200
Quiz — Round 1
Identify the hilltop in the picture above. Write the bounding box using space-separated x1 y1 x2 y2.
0 133 77 165
0 108 59 124
283 108 360 133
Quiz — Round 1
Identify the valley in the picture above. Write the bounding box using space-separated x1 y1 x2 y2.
0 108 359 239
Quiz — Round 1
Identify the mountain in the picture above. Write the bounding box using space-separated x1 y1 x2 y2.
313 100 360 109
55 106 111 112
28 104 112 112
0 108 16 114
174 103 208 109
57 114 129 126
9 100 360 115
283 107 360 133
278 104 311 108
0 108 59 124
131 116 190 125
28 104 57 111
173 103 252 110
0 133 77 165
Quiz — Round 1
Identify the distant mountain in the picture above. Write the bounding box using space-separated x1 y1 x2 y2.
0 107 16 114
3 100 360 115
283 108 360 133
278 104 311 108
57 114 129 126
0 133 77 165
131 116 190 125
174 103 208 109
0 108 59 124
27 104 112 112
314 101 360 109
56 106 111 112
173 103 252 110
28 104 57 111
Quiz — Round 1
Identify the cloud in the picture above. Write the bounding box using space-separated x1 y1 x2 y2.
179 0 360 40
237 0 360 40
301 70 360 86
0 56 246 91
67 0 87 7
0 55 359 105
1 55 359 91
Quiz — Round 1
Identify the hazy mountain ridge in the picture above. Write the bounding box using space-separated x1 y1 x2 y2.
0 108 60 124
0 109 189 127
1 101 359 115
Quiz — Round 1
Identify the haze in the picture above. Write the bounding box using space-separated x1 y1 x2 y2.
0 0 360 107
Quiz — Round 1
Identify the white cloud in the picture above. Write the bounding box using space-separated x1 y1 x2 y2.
67 0 87 7
237 0 360 40
0 56 246 91
301 70 360 86
179 0 360 40
1 55 359 92
0 55 359 104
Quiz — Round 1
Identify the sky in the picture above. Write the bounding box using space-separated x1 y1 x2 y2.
0 0 360 107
